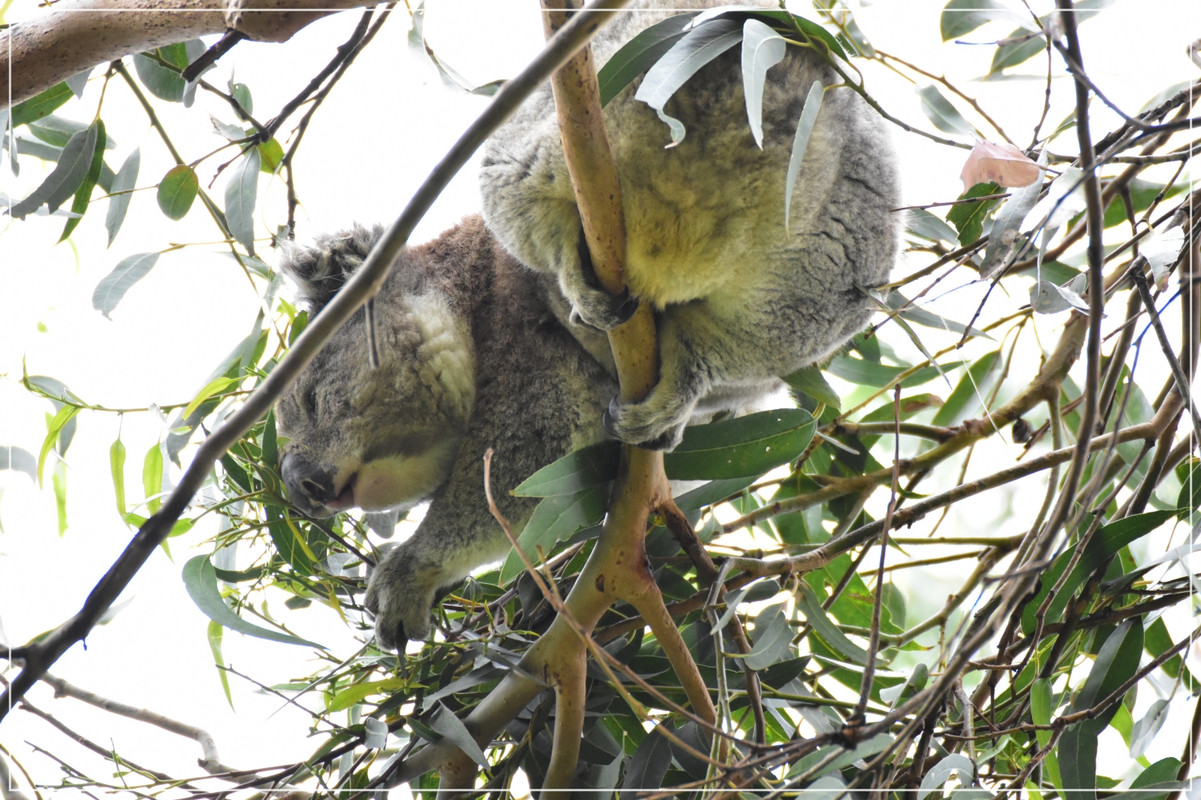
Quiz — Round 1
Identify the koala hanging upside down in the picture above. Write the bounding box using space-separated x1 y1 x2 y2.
276 217 615 648
482 0 900 450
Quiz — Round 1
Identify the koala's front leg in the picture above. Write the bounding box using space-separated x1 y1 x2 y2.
363 457 515 650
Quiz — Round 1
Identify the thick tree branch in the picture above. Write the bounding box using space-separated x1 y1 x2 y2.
1 0 375 111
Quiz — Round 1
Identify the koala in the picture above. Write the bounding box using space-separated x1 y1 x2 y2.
481 0 900 450
275 216 615 648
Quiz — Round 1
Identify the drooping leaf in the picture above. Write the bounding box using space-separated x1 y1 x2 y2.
1058 619 1144 800
784 80 825 228
795 583 868 665
59 120 106 241
980 165 1044 278
621 722 673 798
597 12 696 106
110 438 127 515
133 41 201 103
931 351 1000 427
156 164 199 220
9 122 100 219
143 442 164 514
634 18 743 145
741 18 787 148
430 703 489 767
105 148 141 246
182 555 322 647
92 252 161 319
1129 699 1169 759
918 85 975 137
664 408 815 480
225 147 260 252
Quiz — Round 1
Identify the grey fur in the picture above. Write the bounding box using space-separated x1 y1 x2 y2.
481 0 900 449
275 217 615 648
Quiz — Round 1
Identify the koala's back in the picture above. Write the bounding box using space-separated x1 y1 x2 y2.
482 1 899 309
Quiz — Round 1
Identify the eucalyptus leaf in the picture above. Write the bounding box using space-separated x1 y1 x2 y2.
105 148 141 246
92 252 161 319
741 18 787 148
597 12 696 107
939 0 1008 41
916 753 976 800
634 18 743 145
664 408 815 480
784 81 825 228
182 555 323 647
9 122 99 219
225 148 261 252
1 446 38 481
917 84 975 137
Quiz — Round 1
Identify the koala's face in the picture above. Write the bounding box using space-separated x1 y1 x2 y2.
275 296 475 518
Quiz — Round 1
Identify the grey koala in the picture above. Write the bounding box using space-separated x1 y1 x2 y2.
481 0 900 449
275 216 615 648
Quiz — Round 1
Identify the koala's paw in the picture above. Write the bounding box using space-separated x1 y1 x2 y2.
363 548 440 650
561 273 639 332
603 394 688 451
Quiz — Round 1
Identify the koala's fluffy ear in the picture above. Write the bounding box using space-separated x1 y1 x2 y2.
279 224 384 316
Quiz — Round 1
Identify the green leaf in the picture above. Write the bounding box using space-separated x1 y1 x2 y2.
785 80 825 229
1021 510 1175 634
60 120 106 241
988 29 1046 75
105 148 141 246
258 138 284 173
10 83 75 128
1130 699 1169 759
622 722 674 794
785 364 841 410
182 555 322 647
939 0 1008 41
182 376 240 421
133 42 199 102
931 351 999 427
826 354 957 389
664 408 815 480
500 485 609 582
156 164 199 220
51 460 68 535
917 84 974 137
225 148 260 252
10 122 100 219
947 182 1001 245
110 439 127 515
37 405 79 484
513 441 619 497
1128 758 1185 800
327 678 407 712
207 620 233 706
430 703 488 767
741 18 787 148
92 251 161 319
634 18 743 145
743 603 794 670
1058 619 1143 800
230 82 253 116
1030 678 1054 748
916 753 975 800
143 442 164 514
795 583 867 665
597 12 695 106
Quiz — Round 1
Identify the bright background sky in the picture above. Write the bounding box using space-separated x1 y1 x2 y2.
1 1 1199 796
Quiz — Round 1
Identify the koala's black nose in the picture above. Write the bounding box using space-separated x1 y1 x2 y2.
280 453 337 512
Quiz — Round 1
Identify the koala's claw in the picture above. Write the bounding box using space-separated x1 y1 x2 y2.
603 395 686 451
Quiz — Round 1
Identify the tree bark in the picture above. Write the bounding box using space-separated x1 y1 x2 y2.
1 0 372 111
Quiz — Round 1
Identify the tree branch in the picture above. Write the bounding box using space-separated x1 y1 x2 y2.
0 0 376 111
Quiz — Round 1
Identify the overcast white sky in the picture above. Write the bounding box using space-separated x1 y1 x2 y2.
1 1 1199 797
